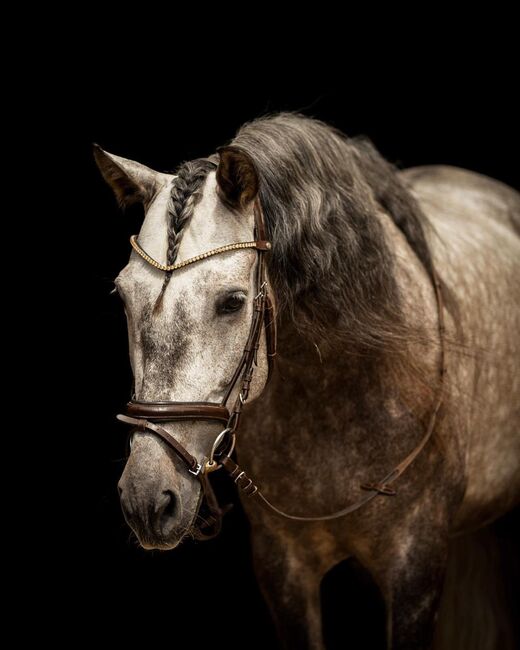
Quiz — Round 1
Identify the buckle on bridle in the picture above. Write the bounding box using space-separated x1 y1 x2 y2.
360 482 397 496
189 463 203 477
254 281 268 308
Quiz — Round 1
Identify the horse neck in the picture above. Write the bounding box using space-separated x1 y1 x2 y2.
276 208 439 402
241 209 440 464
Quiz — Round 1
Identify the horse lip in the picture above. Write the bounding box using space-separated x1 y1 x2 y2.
139 536 183 551
134 526 186 551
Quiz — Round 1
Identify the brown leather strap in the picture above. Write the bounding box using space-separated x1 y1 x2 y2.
117 415 201 473
220 384 442 519
223 259 268 427
254 198 268 242
125 401 230 424
221 455 259 496
191 471 225 540
219 197 272 417
220 452 382 519
264 294 277 375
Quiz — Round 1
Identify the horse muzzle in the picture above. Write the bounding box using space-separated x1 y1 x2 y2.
117 435 196 549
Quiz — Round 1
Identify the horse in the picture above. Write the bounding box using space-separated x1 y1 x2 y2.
94 113 520 650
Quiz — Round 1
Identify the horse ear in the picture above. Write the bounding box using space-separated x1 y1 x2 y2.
93 144 168 208
216 146 259 210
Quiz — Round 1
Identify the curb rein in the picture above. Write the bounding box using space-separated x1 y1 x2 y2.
117 197 446 539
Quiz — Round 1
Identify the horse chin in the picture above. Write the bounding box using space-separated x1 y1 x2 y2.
139 537 183 551
129 513 196 551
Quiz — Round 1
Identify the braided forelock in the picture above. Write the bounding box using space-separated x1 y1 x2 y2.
153 158 216 312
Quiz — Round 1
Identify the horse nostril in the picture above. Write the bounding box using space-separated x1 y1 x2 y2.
163 491 176 518
157 490 177 536
118 482 135 524
117 480 180 541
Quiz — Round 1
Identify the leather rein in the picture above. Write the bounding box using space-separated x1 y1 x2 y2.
117 196 446 538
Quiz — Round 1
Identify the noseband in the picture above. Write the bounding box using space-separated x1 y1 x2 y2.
117 196 446 540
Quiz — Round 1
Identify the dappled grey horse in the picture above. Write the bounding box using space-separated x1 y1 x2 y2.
95 113 519 650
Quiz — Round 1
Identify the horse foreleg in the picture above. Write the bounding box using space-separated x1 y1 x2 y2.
250 528 325 650
366 531 449 650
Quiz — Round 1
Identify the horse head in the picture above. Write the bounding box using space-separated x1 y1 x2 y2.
95 145 272 549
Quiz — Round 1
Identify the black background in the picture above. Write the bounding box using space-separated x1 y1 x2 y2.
53 49 519 648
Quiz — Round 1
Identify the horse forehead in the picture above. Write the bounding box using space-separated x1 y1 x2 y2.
179 173 255 252
132 172 254 269
121 246 256 301
119 172 256 295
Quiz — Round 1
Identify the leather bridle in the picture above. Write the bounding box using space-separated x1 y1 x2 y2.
118 197 276 538
117 195 446 538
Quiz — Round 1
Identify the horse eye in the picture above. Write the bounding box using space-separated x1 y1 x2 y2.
217 291 246 315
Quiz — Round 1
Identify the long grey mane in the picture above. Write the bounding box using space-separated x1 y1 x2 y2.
232 113 438 351
164 113 442 357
